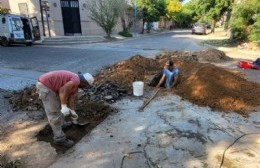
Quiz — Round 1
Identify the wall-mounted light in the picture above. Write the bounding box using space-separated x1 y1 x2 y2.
53 2 57 7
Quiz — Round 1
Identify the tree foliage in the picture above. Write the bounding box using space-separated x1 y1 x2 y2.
196 0 232 32
137 0 160 22
137 0 166 33
87 0 126 38
230 0 260 42
166 0 182 20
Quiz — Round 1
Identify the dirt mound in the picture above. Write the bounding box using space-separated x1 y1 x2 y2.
7 86 43 112
194 48 233 62
155 49 232 63
176 63 260 114
95 55 160 89
94 55 259 114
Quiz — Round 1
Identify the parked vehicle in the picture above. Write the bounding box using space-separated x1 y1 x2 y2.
0 14 40 46
205 23 211 29
192 23 207 35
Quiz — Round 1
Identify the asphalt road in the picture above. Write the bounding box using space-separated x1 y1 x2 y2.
0 30 205 90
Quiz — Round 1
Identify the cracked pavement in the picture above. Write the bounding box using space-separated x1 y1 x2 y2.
49 93 260 168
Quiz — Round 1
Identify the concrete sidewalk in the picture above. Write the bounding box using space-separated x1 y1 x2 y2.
50 93 260 168
33 30 172 45
33 36 111 45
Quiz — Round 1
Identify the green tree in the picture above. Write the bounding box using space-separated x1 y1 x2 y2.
120 4 133 32
137 0 163 33
196 0 232 33
87 0 126 38
230 0 260 43
166 0 182 29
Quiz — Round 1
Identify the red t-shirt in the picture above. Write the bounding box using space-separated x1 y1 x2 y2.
39 70 80 94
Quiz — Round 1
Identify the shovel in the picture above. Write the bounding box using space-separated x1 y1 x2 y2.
71 111 89 126
72 120 89 126
139 88 161 112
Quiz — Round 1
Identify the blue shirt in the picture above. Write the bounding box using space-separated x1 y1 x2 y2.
163 67 179 89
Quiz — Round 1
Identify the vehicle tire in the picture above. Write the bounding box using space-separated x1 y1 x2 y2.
26 42 32 46
1 37 9 47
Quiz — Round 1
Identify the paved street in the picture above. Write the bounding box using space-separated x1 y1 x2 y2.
0 30 205 90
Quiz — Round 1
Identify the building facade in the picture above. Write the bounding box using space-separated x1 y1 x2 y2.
0 0 123 37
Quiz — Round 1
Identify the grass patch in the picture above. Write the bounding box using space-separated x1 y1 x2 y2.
118 30 133 37
202 39 238 47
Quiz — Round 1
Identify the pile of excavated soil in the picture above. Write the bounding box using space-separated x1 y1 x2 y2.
94 51 260 115
156 48 233 63
7 86 43 112
95 55 160 89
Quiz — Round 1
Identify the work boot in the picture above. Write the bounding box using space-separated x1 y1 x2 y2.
62 121 72 130
54 138 75 148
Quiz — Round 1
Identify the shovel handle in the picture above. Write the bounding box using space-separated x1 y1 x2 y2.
139 88 161 112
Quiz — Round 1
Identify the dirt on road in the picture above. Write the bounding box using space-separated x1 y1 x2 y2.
0 48 259 168
95 49 260 114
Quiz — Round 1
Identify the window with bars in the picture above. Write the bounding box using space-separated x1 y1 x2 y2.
61 1 79 8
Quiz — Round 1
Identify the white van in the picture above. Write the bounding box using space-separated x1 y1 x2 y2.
0 14 41 46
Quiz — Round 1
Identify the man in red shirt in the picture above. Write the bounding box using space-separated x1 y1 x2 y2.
36 70 94 147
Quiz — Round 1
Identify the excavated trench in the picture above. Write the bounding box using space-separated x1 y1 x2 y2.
5 49 260 154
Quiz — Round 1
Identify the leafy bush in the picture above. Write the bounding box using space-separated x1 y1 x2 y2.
230 17 248 40
249 16 260 44
118 30 133 37
230 0 260 43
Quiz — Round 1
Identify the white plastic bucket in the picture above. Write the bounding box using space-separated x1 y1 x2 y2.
133 81 144 96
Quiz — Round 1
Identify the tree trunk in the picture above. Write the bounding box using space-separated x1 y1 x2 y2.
224 10 231 30
211 20 216 33
141 19 145 34
169 19 174 30
127 20 133 32
121 16 127 31
229 31 234 42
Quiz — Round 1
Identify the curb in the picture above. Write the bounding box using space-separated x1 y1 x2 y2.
33 30 174 46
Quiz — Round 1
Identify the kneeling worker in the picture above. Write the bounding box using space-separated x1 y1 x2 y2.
36 70 94 147
156 60 179 91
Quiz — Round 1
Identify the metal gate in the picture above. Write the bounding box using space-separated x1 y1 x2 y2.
60 0 81 35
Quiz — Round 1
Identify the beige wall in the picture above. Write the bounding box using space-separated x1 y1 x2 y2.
3 0 126 37
0 0 10 9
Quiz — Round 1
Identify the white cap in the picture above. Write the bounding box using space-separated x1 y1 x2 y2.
83 73 94 85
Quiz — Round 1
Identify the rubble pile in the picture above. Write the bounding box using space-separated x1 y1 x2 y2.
6 86 115 122
83 81 128 103
74 95 115 122
156 48 232 62
194 48 233 62
7 86 43 111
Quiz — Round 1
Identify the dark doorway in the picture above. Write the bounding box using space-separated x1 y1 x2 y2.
60 0 82 35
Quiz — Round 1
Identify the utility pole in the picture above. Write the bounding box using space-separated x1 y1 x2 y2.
45 6 51 37
39 0 46 36
134 0 137 36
